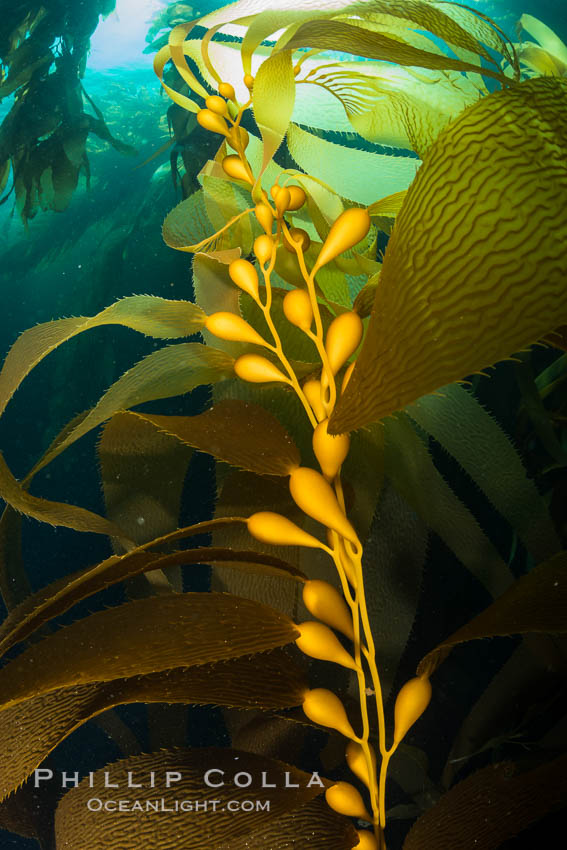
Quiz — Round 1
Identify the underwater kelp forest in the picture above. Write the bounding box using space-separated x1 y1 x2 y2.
0 0 566 847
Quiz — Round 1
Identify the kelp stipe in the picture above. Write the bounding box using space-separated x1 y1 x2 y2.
0 1 566 848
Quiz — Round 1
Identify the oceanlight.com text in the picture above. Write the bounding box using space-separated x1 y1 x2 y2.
86 798 271 814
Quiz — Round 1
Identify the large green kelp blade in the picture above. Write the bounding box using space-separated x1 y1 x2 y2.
331 77 567 433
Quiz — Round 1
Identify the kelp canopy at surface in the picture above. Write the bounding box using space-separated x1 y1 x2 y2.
0 0 567 848
0 0 136 226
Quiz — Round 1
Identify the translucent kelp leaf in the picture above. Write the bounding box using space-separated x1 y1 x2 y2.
54 748 328 849
0 454 131 545
343 72 476 156
0 297 207 418
406 385 561 563
519 14 567 67
403 753 567 850
0 651 307 801
222 797 358 849
383 416 513 598
153 39 202 114
202 173 255 255
0 593 299 712
418 551 567 676
429 0 517 73
331 77 567 432
252 49 295 194
0 535 304 659
287 123 419 206
518 44 567 77
161 187 213 247
32 343 235 478
367 190 407 217
284 20 507 83
163 191 253 255
132 400 300 476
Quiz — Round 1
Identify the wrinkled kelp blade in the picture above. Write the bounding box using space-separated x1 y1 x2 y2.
403 753 567 849
222 797 358 848
55 748 327 849
0 297 206 418
418 551 567 676
130 399 300 475
0 593 299 711
0 651 307 801
331 77 567 432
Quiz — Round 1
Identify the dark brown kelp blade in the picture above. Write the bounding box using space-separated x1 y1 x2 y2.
130 398 301 475
331 77 567 433
0 651 307 801
403 753 567 849
418 551 567 676
54 748 328 849
0 777 58 847
0 592 299 711
221 797 358 848
0 520 305 658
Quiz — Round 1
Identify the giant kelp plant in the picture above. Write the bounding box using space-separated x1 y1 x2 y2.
0 1 566 848
0 0 136 226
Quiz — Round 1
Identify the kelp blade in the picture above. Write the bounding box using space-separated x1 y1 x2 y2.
331 77 567 432
0 652 307 801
